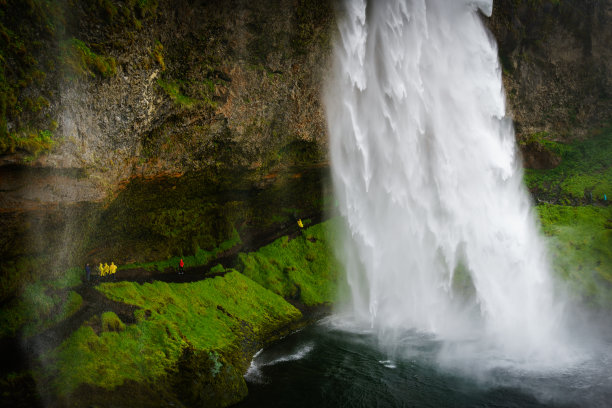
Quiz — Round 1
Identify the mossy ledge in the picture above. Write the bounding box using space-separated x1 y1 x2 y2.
31 220 339 407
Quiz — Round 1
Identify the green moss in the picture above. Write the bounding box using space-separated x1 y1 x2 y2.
45 271 301 394
95 166 328 265
157 78 198 107
0 19 56 155
132 0 158 18
0 257 45 302
1 128 55 158
524 125 612 203
210 264 225 274
537 204 612 307
101 311 125 332
157 77 218 109
60 38 117 79
237 219 341 306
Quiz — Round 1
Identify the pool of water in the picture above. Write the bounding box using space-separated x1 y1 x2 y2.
236 318 612 408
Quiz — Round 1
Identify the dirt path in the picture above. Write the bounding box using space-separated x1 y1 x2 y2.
114 211 324 284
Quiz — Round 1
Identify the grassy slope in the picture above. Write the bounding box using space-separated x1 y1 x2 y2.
537 205 612 306
237 220 340 306
0 230 242 340
43 271 301 394
524 125 612 204
38 220 339 399
527 126 612 307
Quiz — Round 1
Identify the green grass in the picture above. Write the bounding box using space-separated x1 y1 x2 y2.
521 125 612 306
44 271 300 394
237 220 340 306
524 125 612 204
537 204 612 307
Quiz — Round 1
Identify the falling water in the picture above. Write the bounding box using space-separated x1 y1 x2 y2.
325 0 576 369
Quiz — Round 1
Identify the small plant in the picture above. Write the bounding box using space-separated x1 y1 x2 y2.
157 79 198 108
1 128 55 157
101 311 126 332
152 40 165 71
209 351 222 377
210 264 225 274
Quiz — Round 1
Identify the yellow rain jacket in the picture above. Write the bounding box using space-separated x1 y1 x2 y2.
297 219 304 228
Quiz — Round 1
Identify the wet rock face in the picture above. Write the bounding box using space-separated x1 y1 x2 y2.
1 0 610 282
520 140 562 170
0 0 334 283
13 0 333 182
3 0 609 175
488 0 612 141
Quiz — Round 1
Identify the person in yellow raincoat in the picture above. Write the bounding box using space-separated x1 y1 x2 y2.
103 263 110 280
110 262 117 280
297 219 304 228
98 263 104 279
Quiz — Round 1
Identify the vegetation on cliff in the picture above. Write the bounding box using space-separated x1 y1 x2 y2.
0 0 131 156
538 205 612 307
524 124 612 204
239 220 340 306
528 125 612 307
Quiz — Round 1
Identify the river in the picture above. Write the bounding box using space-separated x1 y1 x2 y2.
237 317 612 408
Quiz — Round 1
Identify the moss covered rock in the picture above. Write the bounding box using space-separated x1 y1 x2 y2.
40 271 302 406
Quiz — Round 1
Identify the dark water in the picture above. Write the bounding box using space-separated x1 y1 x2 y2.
236 319 612 408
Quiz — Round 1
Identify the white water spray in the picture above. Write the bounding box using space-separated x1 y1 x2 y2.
326 0 575 367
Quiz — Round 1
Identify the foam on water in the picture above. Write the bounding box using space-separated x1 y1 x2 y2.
325 0 581 370
245 344 315 383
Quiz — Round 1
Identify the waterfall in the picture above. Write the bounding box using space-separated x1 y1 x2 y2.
325 0 574 367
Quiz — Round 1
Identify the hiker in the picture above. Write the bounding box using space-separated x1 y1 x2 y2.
103 263 110 280
110 262 117 280
98 263 104 280
297 218 304 229
179 258 184 275
85 263 91 282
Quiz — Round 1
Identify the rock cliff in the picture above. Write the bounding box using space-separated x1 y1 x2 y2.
488 0 612 140
0 0 610 285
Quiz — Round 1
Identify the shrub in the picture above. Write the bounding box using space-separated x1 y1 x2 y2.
101 311 125 332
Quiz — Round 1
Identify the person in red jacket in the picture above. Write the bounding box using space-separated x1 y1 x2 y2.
179 258 184 275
